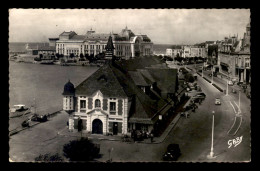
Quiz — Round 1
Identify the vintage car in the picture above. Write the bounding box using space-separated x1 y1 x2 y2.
215 98 221 105
162 144 181 161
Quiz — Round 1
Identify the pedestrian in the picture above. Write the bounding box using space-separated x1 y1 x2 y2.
150 132 154 143
150 129 154 143
133 130 137 142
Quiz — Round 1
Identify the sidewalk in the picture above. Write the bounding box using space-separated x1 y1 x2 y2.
58 111 183 144
9 109 62 136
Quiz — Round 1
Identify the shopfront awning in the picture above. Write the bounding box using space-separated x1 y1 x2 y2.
220 62 229 67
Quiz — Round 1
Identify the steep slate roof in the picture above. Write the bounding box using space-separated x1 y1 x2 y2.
59 31 75 36
105 36 115 50
75 56 177 123
115 56 164 71
75 63 128 98
63 80 75 95
137 69 156 84
147 68 178 94
128 71 149 86
85 34 110 41
71 35 86 40
109 62 161 121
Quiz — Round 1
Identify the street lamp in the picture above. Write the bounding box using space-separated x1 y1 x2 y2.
226 80 228 96
236 90 241 116
211 68 214 84
207 111 216 159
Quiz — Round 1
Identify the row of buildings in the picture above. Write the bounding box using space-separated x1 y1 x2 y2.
62 36 186 135
166 22 251 84
208 22 251 84
166 45 207 58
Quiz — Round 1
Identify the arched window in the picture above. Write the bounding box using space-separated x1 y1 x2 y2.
95 99 101 108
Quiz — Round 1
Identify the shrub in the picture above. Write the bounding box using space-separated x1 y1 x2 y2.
184 73 195 83
63 137 100 161
35 153 63 162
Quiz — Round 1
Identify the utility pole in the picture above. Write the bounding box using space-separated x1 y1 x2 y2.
237 90 241 116
211 68 214 84
207 111 216 159
226 80 228 96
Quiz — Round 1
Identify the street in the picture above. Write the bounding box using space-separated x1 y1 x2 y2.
9 63 251 162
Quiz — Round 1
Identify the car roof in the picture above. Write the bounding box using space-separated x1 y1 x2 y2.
14 104 25 107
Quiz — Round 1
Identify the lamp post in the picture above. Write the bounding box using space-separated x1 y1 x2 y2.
207 111 216 159
236 90 241 116
211 68 214 84
226 80 228 96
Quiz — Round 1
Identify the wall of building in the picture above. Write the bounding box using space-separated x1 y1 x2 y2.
70 91 129 135
56 32 153 58
63 95 74 111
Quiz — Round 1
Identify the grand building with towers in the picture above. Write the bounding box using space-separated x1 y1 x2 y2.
55 26 153 59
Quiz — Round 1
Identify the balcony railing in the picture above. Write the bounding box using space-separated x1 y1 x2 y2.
109 110 116 115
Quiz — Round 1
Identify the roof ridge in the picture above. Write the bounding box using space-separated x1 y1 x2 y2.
107 63 129 97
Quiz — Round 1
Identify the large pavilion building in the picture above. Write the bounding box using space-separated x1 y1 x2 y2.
55 26 153 59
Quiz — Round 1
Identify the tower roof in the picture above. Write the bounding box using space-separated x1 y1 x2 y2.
105 36 115 50
62 80 75 95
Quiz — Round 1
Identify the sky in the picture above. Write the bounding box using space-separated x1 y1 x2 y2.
9 9 250 45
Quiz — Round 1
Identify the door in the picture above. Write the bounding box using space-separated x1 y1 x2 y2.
78 119 83 132
92 119 103 134
113 122 118 135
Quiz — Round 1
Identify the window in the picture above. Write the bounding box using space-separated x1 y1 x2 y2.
245 58 250 68
110 102 116 114
80 100 86 108
80 100 86 112
95 99 101 108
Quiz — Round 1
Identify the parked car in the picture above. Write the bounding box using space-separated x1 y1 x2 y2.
21 119 30 127
191 97 202 103
196 92 206 97
163 144 181 161
215 98 221 105
10 104 27 112
208 72 217 77
29 114 48 122
180 111 190 118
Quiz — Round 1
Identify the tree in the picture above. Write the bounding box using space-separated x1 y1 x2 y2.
80 53 84 58
34 153 63 162
56 53 60 59
184 73 195 83
69 53 75 58
63 137 100 161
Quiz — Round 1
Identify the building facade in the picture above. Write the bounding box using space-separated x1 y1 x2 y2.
217 22 250 83
166 45 206 58
166 47 182 58
55 27 153 59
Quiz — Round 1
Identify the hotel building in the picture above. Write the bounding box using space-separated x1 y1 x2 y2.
55 27 153 59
